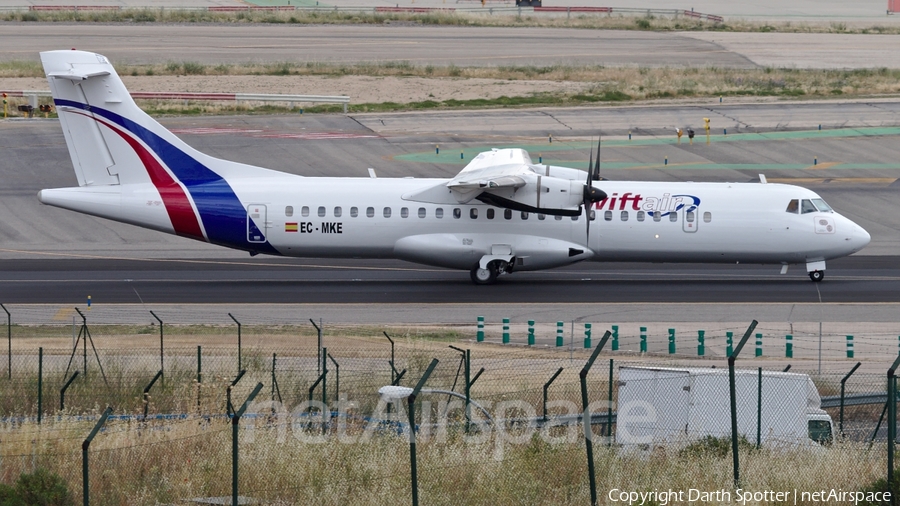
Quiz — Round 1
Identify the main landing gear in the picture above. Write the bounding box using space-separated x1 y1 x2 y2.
809 270 824 282
470 260 513 285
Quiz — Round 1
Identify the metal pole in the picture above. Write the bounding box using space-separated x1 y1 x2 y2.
580 330 612 506
197 345 202 412
1 303 10 379
233 383 264 506
142 370 163 419
464 349 471 433
150 311 163 381
61 371 80 411
328 353 339 400
543 367 564 422
37 347 43 424
407 358 439 506
82 406 112 506
607 358 614 443
311 319 322 375
229 313 242 374
818 322 823 375
322 347 328 409
729 320 759 488
888 354 900 492
756 367 762 448
839 362 862 438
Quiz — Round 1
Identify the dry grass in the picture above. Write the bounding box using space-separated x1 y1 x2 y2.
0 416 886 505
3 8 900 34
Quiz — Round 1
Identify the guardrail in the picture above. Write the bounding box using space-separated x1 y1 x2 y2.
0 4 723 20
0 90 351 113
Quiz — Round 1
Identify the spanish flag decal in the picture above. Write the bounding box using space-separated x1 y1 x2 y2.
285 222 298 232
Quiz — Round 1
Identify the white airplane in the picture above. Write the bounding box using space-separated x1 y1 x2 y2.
38 50 871 284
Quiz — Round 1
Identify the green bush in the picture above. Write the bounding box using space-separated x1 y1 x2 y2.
14 468 74 506
0 483 25 506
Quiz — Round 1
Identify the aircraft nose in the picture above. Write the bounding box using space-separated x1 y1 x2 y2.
855 225 871 250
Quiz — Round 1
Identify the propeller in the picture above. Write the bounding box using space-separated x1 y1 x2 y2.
583 136 607 246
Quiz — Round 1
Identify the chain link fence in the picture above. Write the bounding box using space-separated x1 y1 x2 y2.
1 307 898 504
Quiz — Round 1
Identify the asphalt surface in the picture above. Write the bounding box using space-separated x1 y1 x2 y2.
0 255 898 304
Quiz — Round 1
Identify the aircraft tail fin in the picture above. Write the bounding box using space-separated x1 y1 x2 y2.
41 49 272 188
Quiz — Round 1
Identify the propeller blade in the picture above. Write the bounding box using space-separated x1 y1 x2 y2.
592 136 602 181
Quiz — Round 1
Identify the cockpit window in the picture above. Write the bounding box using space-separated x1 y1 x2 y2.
812 198 833 212
785 199 799 214
800 199 817 214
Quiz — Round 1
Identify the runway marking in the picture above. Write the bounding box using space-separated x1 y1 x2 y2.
170 127 263 135
52 307 75 321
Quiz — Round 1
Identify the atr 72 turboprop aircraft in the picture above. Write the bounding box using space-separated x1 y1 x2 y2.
38 50 871 284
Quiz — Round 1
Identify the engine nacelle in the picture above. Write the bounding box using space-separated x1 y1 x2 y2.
476 173 587 216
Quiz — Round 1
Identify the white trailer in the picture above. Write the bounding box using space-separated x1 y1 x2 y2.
615 366 833 447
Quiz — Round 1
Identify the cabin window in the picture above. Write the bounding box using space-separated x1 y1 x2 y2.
366 207 374 218
812 198 833 212
470 208 478 219
301 206 309 217
786 199 799 214
621 211 628 222
538 214 546 221
401 207 409 218
285 206 293 217
418 207 426 218
453 208 461 219
504 209 512 220
589 210 596 221
334 206 342 218
703 211 711 223
521 212 529 220
383 207 391 218
318 206 326 218
436 208 444 219
636 211 645 222
350 207 358 218
653 212 662 222
487 209 495 220
800 199 817 214
604 210 613 222
686 211 695 223
555 215 563 221
571 215 579 221
669 212 678 222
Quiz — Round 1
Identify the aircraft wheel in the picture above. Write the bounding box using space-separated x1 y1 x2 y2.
809 270 824 282
470 264 499 285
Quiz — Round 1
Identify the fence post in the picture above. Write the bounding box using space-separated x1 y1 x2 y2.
310 319 323 374
698 330 705 356
542 367 564 422
607 358 614 443
61 371 80 411
328 353 339 401
755 333 763 357
668 328 675 354
142 370 163 419
729 320 759 488
640 327 647 353
476 316 484 342
846 335 854 358
228 313 242 373
227 370 247 416
756 367 762 448
408 359 439 506
82 406 112 506
556 321 564 347
580 329 612 506
584 323 592 349
888 354 900 494
150 311 164 382
611 325 618 351
502 318 510 344
527 320 535 346
1 303 10 379
786 334 793 358
232 383 263 506
839 362 861 438
37 347 43 424
197 345 202 412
